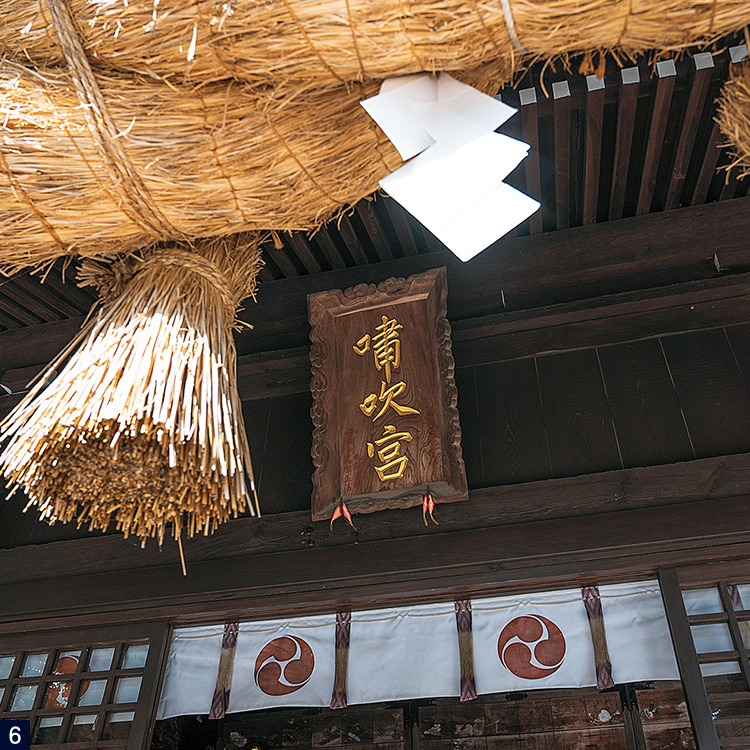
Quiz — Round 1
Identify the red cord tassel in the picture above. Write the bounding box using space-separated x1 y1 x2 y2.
330 501 356 530
422 493 439 525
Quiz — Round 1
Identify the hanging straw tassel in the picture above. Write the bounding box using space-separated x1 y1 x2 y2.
0 233 263 545
717 59 750 178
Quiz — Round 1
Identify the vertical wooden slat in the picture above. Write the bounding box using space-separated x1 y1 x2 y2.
264 241 299 278
665 52 715 210
382 196 419 256
312 226 347 270
553 80 571 230
636 60 677 215
287 233 324 274
658 569 721 750
355 202 394 262
520 87 543 234
691 120 723 205
338 214 370 265
719 166 741 202
583 75 605 225
609 66 640 221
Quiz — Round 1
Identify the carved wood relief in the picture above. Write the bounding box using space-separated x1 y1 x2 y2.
308 268 467 520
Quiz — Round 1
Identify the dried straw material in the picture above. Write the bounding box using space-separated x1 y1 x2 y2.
717 60 750 177
0 234 263 543
2 0 748 87
0 60 401 274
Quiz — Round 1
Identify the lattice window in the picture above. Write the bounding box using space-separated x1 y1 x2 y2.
0 623 168 750
659 571 750 750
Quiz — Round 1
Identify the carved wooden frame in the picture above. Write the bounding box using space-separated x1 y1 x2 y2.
308 267 467 521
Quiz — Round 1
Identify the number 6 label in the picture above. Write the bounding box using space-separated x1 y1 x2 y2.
0 721 29 750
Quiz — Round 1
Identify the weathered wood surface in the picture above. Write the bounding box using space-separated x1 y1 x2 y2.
4 450 749 584
6 273 750 406
1 493 749 632
2 199 750 376
308 268 466 518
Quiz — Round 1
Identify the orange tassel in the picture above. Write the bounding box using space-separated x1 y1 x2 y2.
422 493 439 525
330 501 356 530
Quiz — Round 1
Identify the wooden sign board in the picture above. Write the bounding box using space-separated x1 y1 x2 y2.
308 267 467 520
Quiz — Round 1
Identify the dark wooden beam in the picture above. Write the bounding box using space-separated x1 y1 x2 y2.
4 198 750 372
382 195 419 256
690 120 722 205
636 62 676 215
312 226 347 270
355 202 393 262
553 80 571 230
337 214 370 265
583 77 604 225
1 493 750 630
263 239 299 278
8 272 750 403
665 54 714 210
0 290 45 327
287 233 324 274
609 66 640 221
719 166 741 202
520 89 543 234
2 448 750 585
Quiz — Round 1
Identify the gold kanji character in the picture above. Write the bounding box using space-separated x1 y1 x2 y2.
372 381 420 421
359 392 378 417
353 334 370 356
367 425 412 481
359 381 420 421
372 315 402 383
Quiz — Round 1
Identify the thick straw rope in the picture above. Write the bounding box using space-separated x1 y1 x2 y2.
43 0 181 240
2 0 746 87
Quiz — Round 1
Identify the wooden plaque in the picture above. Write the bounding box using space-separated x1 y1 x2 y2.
308 267 467 520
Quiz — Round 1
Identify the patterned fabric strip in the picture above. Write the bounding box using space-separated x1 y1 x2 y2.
330 612 351 709
455 599 477 702
582 586 614 689
209 622 239 720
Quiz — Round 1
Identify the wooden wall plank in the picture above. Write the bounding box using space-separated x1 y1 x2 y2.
609 69 640 221
4 198 750 370
2 495 750 628
4 449 750 582
536 349 622 477
242 392 314 515
637 68 676 215
583 83 604 226
597 338 694 467
454 366 483 490
660 329 750 458
665 61 714 210
474 359 551 485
